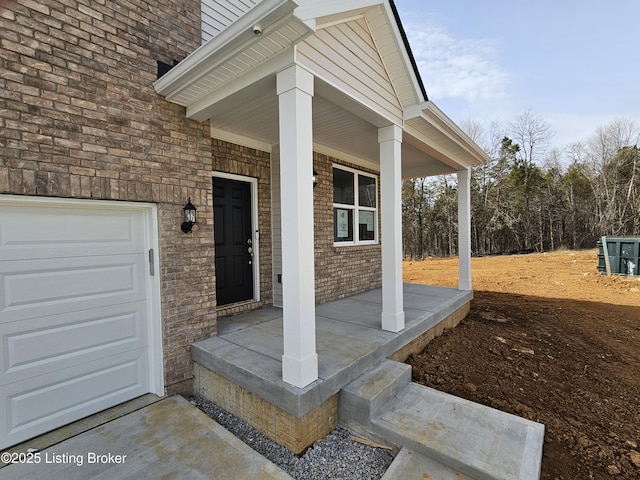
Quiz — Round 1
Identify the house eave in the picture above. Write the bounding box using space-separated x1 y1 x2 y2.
153 0 314 104
405 101 490 171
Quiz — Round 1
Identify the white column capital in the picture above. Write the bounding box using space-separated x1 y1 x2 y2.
457 166 471 180
276 64 314 97
378 124 403 143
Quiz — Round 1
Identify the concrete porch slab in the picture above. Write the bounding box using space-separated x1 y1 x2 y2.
192 284 472 418
0 396 292 480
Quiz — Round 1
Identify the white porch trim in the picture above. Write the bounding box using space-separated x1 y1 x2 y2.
457 168 472 291
379 124 405 332
277 64 318 388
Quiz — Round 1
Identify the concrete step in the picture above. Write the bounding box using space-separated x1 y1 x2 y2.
372 383 545 480
382 447 473 480
338 359 544 480
338 359 411 445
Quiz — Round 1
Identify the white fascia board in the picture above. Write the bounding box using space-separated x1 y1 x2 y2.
295 0 382 23
405 101 490 165
422 101 490 164
154 0 302 100
402 163 457 180
403 122 470 171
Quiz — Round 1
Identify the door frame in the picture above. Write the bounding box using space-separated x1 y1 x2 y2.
0 194 164 397
212 172 260 303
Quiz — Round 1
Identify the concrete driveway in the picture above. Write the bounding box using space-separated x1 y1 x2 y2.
0 396 292 479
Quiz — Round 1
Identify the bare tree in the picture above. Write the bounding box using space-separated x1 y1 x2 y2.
508 109 553 168
507 109 554 249
582 118 640 235
402 115 639 260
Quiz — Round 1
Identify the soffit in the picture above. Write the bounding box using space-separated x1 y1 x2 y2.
154 0 314 107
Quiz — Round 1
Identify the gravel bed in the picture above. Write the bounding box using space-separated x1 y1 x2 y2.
190 396 395 479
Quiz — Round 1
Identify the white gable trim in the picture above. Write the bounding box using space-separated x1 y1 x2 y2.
405 101 490 168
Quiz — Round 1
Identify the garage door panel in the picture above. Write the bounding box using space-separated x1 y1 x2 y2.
0 254 146 323
0 204 146 261
0 350 148 448
1 302 147 385
0 197 158 451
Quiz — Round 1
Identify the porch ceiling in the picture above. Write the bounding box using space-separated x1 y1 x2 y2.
180 72 465 178
154 0 488 178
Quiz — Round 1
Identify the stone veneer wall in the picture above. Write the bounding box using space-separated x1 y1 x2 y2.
0 0 215 395
194 364 337 454
313 152 382 304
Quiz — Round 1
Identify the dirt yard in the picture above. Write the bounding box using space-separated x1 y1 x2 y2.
403 250 640 479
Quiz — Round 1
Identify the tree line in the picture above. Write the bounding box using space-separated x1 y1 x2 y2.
402 112 640 258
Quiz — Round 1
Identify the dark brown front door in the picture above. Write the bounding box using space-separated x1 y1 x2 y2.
213 177 254 306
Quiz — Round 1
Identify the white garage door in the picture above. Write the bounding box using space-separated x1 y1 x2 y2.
0 196 161 449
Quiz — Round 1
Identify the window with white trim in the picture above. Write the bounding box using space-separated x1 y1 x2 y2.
333 165 378 245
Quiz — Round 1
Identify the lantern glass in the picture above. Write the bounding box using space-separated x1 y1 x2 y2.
184 197 196 224
181 197 197 233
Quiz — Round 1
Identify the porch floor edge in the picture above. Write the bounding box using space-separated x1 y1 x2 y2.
191 284 472 418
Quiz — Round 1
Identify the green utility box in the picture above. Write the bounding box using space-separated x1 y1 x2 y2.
597 237 640 275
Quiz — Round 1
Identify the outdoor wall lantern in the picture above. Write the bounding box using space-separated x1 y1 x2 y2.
181 197 197 233
313 169 319 189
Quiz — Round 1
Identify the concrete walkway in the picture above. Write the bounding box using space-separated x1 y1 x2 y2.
340 359 545 479
0 396 292 480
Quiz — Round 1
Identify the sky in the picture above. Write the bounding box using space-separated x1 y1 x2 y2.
395 0 640 151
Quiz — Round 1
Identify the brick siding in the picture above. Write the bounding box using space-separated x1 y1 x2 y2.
1 0 385 397
212 138 273 313
313 152 382 304
1 0 214 395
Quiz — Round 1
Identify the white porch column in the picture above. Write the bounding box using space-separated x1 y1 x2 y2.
277 65 318 388
457 168 472 290
379 124 405 332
